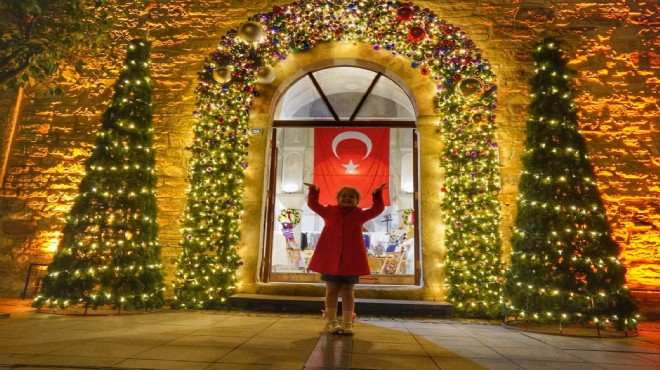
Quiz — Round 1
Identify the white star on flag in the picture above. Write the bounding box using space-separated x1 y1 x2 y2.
342 160 359 174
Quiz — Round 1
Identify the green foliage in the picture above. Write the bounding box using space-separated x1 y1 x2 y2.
33 40 164 311
171 72 248 309
503 38 638 330
438 89 505 318
0 0 111 92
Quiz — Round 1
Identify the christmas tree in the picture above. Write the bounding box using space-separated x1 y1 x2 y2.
34 39 164 311
503 38 637 330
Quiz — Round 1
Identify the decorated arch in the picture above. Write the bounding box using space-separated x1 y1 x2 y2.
173 0 504 316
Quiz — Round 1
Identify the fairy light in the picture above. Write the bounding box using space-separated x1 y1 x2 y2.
33 40 165 312
502 38 638 331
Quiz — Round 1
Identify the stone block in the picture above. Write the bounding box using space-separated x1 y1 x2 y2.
514 6 555 25
3 221 37 235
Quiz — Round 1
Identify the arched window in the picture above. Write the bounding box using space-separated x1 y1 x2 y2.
275 66 415 122
263 66 420 286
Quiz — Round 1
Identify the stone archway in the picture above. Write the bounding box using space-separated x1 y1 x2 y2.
173 0 503 316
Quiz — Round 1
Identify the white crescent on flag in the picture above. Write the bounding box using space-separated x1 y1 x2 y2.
331 131 373 160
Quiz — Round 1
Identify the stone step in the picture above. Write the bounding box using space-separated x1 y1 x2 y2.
632 290 660 321
227 294 453 318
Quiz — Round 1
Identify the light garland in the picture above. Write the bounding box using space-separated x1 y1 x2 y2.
502 38 638 330
173 0 503 315
33 39 165 311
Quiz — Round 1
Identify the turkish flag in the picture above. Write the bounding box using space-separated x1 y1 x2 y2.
313 128 390 208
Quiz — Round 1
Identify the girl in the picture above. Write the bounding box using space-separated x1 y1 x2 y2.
304 182 387 335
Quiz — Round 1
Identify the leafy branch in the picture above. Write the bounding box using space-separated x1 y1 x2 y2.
0 0 113 93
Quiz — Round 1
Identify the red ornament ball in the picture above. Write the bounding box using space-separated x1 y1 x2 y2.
407 26 426 42
396 7 414 22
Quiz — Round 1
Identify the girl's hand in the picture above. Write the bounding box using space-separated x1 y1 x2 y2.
374 183 388 193
303 182 319 191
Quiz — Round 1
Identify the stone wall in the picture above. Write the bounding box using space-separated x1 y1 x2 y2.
0 0 656 298
552 0 659 288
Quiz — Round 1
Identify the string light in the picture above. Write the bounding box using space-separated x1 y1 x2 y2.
502 38 638 331
33 40 165 311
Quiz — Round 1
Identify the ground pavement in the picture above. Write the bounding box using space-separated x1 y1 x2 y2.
1 299 659 370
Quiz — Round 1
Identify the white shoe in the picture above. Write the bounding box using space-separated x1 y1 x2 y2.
326 320 342 334
342 321 355 335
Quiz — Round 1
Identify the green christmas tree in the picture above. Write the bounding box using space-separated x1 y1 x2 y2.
503 38 637 330
170 51 249 310
34 39 164 311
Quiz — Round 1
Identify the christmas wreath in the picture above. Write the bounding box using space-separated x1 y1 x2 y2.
401 208 414 226
278 208 301 227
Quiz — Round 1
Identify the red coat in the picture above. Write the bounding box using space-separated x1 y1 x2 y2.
307 188 385 276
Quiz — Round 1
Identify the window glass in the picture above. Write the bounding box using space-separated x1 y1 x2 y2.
275 67 415 121
271 127 416 285
269 66 417 285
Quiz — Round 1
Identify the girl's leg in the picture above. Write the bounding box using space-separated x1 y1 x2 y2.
340 283 356 334
325 282 342 334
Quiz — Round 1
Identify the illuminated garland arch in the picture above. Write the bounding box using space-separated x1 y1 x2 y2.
174 0 504 316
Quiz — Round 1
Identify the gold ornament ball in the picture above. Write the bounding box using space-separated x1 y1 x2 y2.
471 112 485 124
255 65 276 84
237 21 265 45
457 78 484 98
212 67 232 83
